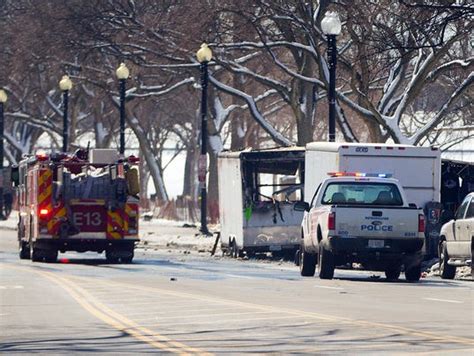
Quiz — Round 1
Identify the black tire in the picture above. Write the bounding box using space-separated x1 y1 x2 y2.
405 264 421 282
230 239 239 259
318 246 335 280
299 247 316 277
295 249 301 266
19 241 30 260
121 255 134 264
385 264 401 280
44 249 58 263
121 250 134 264
105 250 119 264
30 245 42 262
439 241 456 279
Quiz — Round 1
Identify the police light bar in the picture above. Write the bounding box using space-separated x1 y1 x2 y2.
327 172 392 178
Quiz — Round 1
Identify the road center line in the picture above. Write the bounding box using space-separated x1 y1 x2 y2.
423 297 463 304
313 285 344 290
223 273 256 279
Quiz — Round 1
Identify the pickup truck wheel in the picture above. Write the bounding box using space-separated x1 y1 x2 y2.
295 249 301 266
405 264 421 282
439 241 456 279
385 264 401 280
318 246 335 280
299 248 316 277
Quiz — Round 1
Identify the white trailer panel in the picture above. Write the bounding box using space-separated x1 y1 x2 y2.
218 155 244 248
305 142 441 209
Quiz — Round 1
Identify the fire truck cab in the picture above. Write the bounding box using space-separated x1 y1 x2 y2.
16 149 140 263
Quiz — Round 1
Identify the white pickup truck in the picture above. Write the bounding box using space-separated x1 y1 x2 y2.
296 173 425 281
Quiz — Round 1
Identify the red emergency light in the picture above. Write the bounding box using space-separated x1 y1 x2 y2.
39 208 50 217
36 153 49 161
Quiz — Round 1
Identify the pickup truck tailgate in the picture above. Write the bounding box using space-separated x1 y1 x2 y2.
334 207 419 239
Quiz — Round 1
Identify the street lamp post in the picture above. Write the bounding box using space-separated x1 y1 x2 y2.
116 63 130 156
321 11 342 142
59 75 73 152
0 89 7 220
196 43 212 235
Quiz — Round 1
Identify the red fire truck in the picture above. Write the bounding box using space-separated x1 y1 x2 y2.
16 149 140 263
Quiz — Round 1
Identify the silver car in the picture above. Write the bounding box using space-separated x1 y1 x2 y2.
439 192 474 279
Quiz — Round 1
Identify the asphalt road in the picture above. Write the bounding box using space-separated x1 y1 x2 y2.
1 228 473 355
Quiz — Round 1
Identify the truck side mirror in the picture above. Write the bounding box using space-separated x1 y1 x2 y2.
294 201 310 212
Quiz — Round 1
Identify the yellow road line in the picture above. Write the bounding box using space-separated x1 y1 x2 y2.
57 275 209 355
3 265 211 355
75 276 474 347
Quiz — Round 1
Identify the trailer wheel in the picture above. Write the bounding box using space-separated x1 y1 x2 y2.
300 247 316 277
318 246 335 280
229 238 240 258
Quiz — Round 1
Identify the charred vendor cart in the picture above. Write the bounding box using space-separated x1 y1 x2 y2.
218 147 305 258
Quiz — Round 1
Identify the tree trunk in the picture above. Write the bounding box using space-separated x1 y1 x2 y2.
182 144 196 198
290 54 317 146
127 115 169 202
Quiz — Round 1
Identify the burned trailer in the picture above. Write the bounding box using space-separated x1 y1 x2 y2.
218 147 305 258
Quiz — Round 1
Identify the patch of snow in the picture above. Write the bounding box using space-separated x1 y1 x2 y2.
0 212 18 230
139 218 217 252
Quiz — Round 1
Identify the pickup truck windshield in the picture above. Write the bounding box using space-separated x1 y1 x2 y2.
321 182 403 206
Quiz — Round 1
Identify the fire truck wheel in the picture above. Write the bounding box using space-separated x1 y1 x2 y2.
105 249 119 264
19 241 30 260
44 249 58 263
299 246 316 277
122 254 134 264
30 246 43 262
